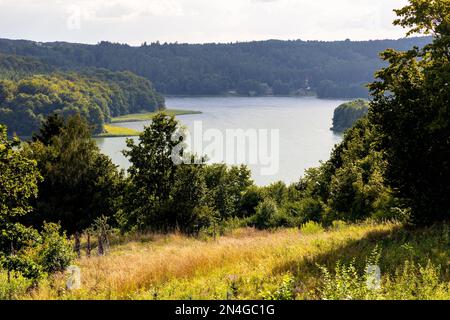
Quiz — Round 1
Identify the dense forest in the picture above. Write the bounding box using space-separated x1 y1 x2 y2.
0 68 164 137
0 37 431 98
0 53 54 80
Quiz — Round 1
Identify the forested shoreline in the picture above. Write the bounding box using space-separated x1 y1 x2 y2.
0 66 165 137
0 37 431 98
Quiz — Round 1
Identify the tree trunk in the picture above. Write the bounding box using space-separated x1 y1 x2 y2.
74 232 81 258
86 233 91 258
98 235 104 256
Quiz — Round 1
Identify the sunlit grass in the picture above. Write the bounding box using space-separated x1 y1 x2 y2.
111 109 201 123
14 221 450 300
98 124 140 137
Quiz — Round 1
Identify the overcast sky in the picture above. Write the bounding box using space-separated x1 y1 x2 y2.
0 0 410 45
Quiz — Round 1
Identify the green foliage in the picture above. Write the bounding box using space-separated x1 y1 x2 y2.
0 71 164 137
383 260 449 300
31 113 64 145
251 199 281 229
369 0 450 224
0 126 41 220
296 118 398 224
0 37 431 98
0 125 43 280
0 271 34 300
121 112 256 234
169 164 215 235
300 221 324 235
261 274 296 300
122 113 183 231
26 115 124 235
238 186 265 218
317 244 450 300
331 99 369 132
204 164 253 220
285 198 324 224
0 53 53 81
35 223 74 274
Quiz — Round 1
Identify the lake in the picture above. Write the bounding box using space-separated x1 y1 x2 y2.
95 97 345 186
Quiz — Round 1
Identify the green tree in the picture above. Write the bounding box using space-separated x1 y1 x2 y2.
122 112 184 231
169 163 215 235
27 115 124 250
32 113 64 145
203 164 253 220
0 125 43 281
252 199 279 229
369 0 450 224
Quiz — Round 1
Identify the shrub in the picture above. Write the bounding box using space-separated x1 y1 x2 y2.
239 186 264 218
0 270 33 300
384 261 450 300
261 274 296 300
300 221 324 235
317 246 381 300
36 223 74 273
251 199 279 229
285 198 324 224
331 220 348 230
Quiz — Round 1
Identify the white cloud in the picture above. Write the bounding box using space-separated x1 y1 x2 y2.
0 0 410 44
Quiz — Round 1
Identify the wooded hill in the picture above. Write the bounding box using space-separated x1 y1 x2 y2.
0 56 165 137
0 37 431 98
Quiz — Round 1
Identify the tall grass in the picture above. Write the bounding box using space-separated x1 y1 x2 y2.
5 221 450 300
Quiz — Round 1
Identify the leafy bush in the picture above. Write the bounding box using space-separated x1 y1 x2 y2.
35 223 74 274
0 271 34 300
251 199 279 229
384 261 450 300
331 99 369 132
261 274 296 300
284 198 324 225
239 186 264 218
317 246 381 300
300 221 324 235
331 220 348 230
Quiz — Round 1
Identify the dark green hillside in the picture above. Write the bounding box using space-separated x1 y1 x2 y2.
0 53 53 80
0 37 431 98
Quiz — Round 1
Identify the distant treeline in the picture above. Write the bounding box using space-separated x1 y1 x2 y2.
0 64 164 137
0 37 431 98
0 53 54 80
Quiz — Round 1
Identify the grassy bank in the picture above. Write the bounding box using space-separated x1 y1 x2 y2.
8 221 449 300
97 124 140 137
111 109 201 123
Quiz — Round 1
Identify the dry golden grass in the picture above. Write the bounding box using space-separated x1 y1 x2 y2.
27 222 401 300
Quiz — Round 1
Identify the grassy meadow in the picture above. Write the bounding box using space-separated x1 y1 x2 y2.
111 109 201 123
5 221 448 300
98 124 141 137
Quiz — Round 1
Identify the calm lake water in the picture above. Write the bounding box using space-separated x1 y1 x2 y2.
95 97 345 186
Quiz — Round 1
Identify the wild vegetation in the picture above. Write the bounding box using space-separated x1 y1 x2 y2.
0 0 449 300
331 99 369 132
0 53 53 80
0 69 164 137
0 37 431 98
4 222 450 300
